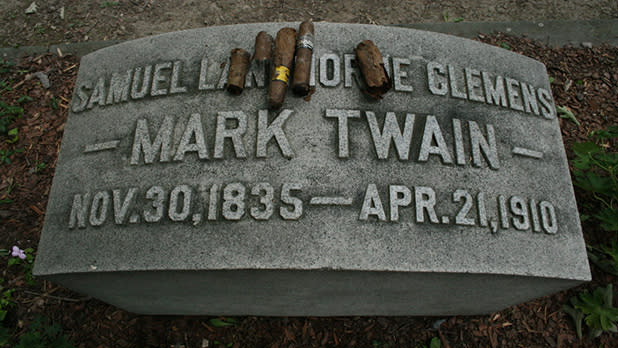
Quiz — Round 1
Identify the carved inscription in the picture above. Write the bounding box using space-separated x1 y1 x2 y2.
68 183 558 235
67 47 562 237
71 55 556 121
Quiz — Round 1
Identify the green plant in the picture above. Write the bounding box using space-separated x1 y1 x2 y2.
572 126 618 231
8 248 35 286
0 148 24 165
50 96 59 110
563 284 618 339
14 316 76 348
100 1 120 8
0 279 13 346
557 105 580 126
34 24 45 35
587 240 618 275
0 101 24 135
5 128 18 143
500 42 511 50
34 161 46 173
0 280 14 323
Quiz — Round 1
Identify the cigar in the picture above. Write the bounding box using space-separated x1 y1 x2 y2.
253 31 274 61
227 48 251 95
354 40 392 99
268 27 297 109
292 20 315 97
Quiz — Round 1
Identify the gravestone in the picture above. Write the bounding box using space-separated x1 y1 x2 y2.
33 22 590 315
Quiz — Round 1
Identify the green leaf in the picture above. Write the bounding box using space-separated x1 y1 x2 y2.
573 285 618 338
429 337 441 348
592 126 618 140
6 127 18 143
209 318 236 327
557 105 580 126
453 17 464 23
595 208 618 231
563 304 585 339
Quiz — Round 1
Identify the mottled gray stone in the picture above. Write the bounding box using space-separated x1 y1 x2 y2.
34 22 590 316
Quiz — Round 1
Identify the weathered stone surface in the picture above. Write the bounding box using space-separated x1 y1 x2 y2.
34 22 590 315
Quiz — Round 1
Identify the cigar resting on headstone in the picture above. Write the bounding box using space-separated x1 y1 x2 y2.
268 27 297 109
355 40 392 99
292 20 315 97
253 31 274 61
226 48 251 95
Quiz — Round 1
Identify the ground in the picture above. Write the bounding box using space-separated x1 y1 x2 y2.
0 1 617 48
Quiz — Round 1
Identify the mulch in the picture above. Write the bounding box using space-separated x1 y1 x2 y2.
0 33 617 348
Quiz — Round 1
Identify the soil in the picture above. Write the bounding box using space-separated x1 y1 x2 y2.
0 1 617 48
0 31 617 347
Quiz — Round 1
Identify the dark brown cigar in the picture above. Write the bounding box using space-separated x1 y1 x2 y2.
292 20 315 97
355 40 391 99
268 27 297 109
253 31 274 61
227 48 251 95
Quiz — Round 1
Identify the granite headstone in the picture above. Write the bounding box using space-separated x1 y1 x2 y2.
33 22 590 315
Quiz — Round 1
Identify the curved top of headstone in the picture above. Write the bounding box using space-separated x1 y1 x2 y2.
35 22 590 284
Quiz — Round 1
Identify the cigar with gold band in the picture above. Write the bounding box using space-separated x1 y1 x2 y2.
268 27 297 109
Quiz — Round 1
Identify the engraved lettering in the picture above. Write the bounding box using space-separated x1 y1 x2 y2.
448 65 467 99
520 82 539 115
482 72 507 107
540 201 557 234
453 189 474 226
250 182 274 220
106 70 132 105
418 115 453 164
89 191 110 226
131 65 152 99
144 186 165 223
280 183 303 220
392 57 413 92
344 54 358 88
245 60 267 88
87 77 107 109
130 116 174 164
537 88 556 119
325 109 360 158
510 196 529 230
427 61 447 95
468 121 499 169
414 186 438 223
169 185 192 221
366 111 414 160
359 184 386 221
505 77 524 111
72 83 90 113
320 53 341 87
112 188 137 224
222 183 245 220
169 60 188 94
151 62 172 96
465 68 484 102
256 109 294 158
389 185 411 222
198 58 215 90
214 111 247 159
452 118 465 165
173 113 209 161
68 192 90 229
